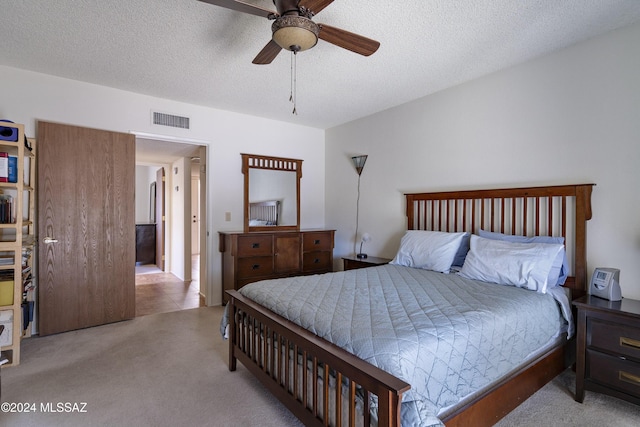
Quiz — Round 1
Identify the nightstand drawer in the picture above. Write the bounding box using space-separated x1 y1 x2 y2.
237 235 273 257
588 349 640 397
237 256 274 278
590 318 640 360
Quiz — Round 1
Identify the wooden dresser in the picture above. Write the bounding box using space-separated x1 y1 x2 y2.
135 224 156 265
574 295 640 406
219 230 335 304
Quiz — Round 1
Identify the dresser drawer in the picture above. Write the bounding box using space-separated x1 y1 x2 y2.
303 251 332 272
303 232 333 252
237 235 273 257
587 349 640 397
237 256 274 278
590 318 640 360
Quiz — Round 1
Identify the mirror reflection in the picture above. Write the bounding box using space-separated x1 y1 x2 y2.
242 153 302 232
249 169 297 226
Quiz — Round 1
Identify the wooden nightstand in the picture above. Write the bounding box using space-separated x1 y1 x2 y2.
573 295 640 406
342 256 392 271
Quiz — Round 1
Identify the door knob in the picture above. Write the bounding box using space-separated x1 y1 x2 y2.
43 237 59 244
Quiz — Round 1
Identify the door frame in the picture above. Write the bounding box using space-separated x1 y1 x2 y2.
133 132 212 306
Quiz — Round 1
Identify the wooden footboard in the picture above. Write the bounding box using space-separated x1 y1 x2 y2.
442 339 572 427
227 290 411 427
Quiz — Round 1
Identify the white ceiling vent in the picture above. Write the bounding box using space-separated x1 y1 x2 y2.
152 111 190 129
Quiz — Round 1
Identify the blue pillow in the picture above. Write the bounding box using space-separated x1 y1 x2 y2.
477 229 568 286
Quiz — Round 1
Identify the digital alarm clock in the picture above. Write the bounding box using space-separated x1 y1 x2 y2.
589 267 621 301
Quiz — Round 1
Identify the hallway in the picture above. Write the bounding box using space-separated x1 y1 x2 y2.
134 256 204 317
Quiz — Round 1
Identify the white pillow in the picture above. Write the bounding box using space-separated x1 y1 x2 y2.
390 230 466 273
458 235 564 294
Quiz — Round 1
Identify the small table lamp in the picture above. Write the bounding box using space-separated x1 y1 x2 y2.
357 233 371 259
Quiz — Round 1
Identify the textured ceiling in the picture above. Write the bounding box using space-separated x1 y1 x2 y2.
2 0 640 130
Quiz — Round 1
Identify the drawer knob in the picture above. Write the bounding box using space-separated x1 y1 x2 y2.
252 243 260 249
314 239 321 245
252 264 260 270
620 336 640 350
619 370 640 386
314 258 320 264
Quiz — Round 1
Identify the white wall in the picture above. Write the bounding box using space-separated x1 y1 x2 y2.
0 66 325 305
170 157 189 281
326 22 640 299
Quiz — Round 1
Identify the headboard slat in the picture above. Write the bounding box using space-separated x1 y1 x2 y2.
561 196 567 241
511 198 516 234
548 198 553 237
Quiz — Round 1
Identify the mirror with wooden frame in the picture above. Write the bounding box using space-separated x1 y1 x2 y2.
242 153 302 232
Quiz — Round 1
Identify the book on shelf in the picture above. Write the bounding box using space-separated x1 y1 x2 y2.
8 156 17 183
0 152 7 182
0 194 14 224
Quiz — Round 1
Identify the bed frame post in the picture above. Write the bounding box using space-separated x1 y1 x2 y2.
377 390 403 427
573 184 593 299
228 295 237 372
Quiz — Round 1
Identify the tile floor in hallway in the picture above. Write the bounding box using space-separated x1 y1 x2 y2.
135 261 205 317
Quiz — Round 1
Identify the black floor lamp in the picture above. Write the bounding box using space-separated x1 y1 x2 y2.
352 155 368 258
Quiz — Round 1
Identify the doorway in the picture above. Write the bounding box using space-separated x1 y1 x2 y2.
134 137 208 317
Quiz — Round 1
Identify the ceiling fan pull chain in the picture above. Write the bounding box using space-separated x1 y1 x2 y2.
289 51 294 103
290 50 298 115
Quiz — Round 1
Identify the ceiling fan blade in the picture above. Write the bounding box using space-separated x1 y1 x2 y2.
318 24 380 56
198 0 275 19
252 40 283 64
299 0 334 15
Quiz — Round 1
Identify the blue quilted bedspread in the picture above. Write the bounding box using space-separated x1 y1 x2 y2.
234 264 569 427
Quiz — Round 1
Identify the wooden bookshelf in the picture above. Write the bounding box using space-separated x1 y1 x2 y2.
0 122 35 366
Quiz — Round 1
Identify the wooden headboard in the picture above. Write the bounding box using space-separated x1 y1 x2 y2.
249 200 280 225
405 184 594 298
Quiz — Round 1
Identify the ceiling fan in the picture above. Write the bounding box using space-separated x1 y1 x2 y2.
199 0 380 64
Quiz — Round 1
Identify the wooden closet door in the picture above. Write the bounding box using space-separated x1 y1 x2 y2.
37 121 135 336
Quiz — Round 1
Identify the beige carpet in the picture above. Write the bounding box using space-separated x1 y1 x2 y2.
2 307 302 427
495 368 640 426
2 307 639 426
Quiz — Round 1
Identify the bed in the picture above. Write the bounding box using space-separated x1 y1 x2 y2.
249 200 280 226
224 183 594 427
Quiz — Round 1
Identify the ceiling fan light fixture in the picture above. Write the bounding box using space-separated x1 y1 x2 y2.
272 15 319 52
